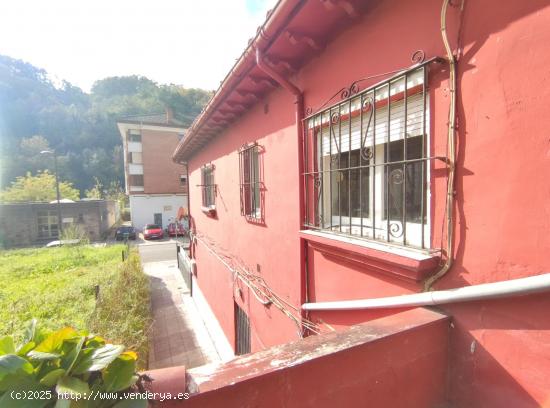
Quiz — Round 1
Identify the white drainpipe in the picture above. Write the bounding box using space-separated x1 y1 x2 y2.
302 273 550 311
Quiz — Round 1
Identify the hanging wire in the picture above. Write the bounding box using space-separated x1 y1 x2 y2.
190 231 320 335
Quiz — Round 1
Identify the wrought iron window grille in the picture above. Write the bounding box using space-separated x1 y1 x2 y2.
199 164 216 208
302 55 448 250
235 302 251 355
239 143 264 222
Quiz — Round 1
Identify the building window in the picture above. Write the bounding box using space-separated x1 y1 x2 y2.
37 210 58 239
128 152 142 164
200 165 215 208
129 175 144 187
303 65 431 249
234 302 251 355
239 144 262 219
128 132 141 143
180 175 187 187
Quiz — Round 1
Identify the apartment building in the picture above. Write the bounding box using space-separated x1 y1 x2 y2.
118 111 188 230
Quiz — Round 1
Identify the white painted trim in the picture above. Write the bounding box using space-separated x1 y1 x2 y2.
129 186 144 192
131 194 187 198
117 122 186 134
191 275 235 361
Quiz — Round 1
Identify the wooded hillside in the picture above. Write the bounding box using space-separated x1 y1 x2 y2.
0 54 211 196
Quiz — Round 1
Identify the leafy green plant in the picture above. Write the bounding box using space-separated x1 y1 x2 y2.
0 320 148 407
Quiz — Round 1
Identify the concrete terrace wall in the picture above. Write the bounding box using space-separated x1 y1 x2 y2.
147 308 450 407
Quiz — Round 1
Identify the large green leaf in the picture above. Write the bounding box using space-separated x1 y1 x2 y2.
102 353 137 392
0 337 15 355
56 376 90 397
33 328 77 354
0 355 35 392
0 377 51 408
39 368 66 387
72 344 124 374
54 399 71 408
63 336 85 375
0 355 34 377
16 342 36 357
27 351 61 361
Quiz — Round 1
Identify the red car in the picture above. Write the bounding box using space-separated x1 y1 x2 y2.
143 224 164 240
167 222 186 237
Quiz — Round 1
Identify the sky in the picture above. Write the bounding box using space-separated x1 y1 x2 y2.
0 0 277 92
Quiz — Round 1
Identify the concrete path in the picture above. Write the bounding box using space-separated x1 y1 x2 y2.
139 242 221 370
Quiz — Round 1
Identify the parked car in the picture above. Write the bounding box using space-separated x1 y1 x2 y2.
115 226 137 241
143 224 164 240
167 222 186 237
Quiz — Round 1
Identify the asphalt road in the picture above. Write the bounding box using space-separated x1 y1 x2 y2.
138 241 177 263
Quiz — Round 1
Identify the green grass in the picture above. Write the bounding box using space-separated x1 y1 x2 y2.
0 244 151 368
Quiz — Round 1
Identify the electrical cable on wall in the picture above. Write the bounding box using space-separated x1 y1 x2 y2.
190 230 320 336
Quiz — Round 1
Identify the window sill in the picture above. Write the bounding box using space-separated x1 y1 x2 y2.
299 230 440 282
201 206 217 217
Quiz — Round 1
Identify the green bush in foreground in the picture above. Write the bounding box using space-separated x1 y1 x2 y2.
0 321 148 407
0 245 152 370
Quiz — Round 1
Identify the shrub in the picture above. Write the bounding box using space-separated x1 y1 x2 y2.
60 224 90 245
0 321 148 407
88 252 151 369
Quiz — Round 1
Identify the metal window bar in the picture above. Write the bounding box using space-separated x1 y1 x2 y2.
239 144 261 218
302 59 445 250
200 165 215 207
235 302 251 355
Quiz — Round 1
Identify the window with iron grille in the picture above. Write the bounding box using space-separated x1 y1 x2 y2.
200 164 216 207
303 64 435 249
234 302 251 355
238 144 261 219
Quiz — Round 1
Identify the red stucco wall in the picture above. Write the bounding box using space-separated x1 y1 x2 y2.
186 0 550 405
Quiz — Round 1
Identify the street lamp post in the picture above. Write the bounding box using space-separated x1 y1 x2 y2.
40 150 62 237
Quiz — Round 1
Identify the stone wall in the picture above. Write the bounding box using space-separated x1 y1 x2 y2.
0 200 119 248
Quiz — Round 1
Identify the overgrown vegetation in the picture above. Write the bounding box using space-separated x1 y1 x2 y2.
0 321 147 407
0 245 151 369
89 252 151 369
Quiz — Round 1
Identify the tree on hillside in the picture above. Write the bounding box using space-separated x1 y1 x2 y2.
0 54 212 195
0 171 80 202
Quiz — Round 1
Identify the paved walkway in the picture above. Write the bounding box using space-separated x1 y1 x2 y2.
140 245 221 370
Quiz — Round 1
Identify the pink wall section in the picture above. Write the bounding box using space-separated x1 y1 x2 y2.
188 89 303 350
185 0 550 405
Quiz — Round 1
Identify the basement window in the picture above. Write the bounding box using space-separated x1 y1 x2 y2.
238 143 262 220
200 164 216 208
234 302 251 355
303 65 434 249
